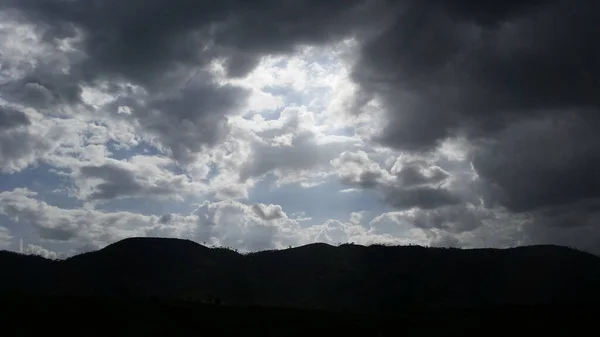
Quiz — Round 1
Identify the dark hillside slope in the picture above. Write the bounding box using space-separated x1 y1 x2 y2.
0 251 58 296
61 237 248 302
2 238 600 313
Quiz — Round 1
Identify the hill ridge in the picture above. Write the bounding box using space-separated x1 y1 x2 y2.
2 237 600 313
2 240 594 262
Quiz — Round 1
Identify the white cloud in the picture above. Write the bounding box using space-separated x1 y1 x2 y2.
0 188 180 250
349 211 364 226
233 106 362 186
331 150 395 188
0 188 446 255
24 244 59 259
191 199 302 251
0 226 12 250
0 188 297 253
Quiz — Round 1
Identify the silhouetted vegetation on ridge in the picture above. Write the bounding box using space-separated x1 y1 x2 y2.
2 237 600 315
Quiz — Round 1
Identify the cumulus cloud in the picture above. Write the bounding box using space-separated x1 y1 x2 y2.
252 204 286 221
191 200 302 251
236 106 360 184
331 150 393 188
0 188 197 251
24 244 59 259
0 188 298 253
332 150 471 210
0 188 278 252
0 187 440 255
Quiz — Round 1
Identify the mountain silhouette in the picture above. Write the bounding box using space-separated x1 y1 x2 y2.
2 238 600 314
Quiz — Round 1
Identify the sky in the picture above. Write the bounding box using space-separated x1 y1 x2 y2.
0 0 599 258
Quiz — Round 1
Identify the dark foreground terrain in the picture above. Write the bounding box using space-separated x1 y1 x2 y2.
2 238 600 335
2 295 597 336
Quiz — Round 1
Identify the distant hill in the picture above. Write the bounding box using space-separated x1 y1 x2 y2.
2 238 600 313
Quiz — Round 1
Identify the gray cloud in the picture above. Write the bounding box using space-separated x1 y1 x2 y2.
0 107 54 172
332 150 465 210
134 72 250 163
0 188 175 247
223 51 261 79
0 107 30 130
393 163 450 189
471 114 600 213
236 107 359 185
6 0 381 83
382 186 462 210
79 164 149 200
0 128 55 173
252 203 285 221
158 214 174 224
346 1 600 232
409 204 493 233
332 151 388 189
240 130 341 181
3 76 85 109
75 157 206 201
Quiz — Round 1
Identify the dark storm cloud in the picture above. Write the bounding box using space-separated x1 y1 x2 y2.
470 112 600 212
350 0 600 221
438 1 550 26
0 107 30 130
223 52 262 79
6 0 380 84
354 0 598 144
0 0 390 90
